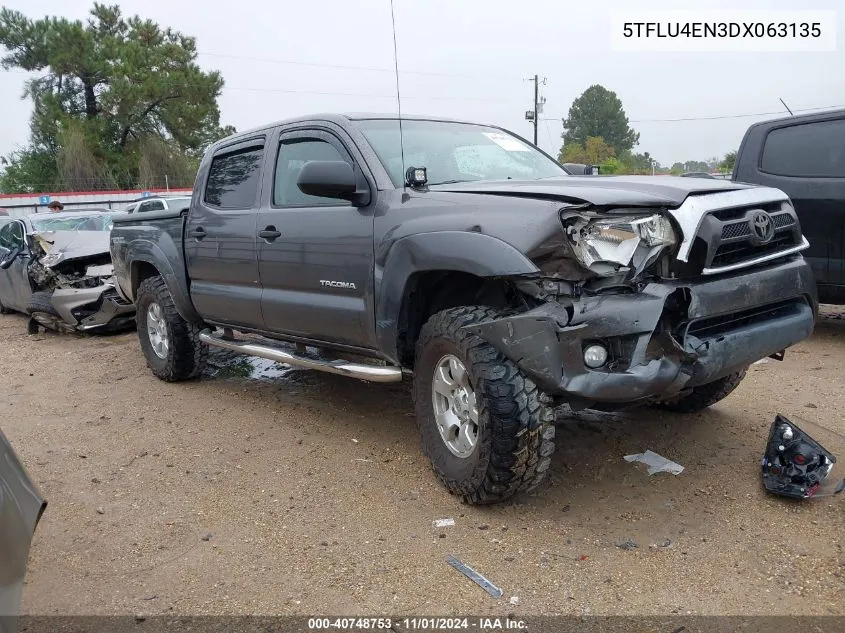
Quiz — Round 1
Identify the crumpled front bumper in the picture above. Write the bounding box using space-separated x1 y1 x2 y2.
464 258 817 405
51 283 136 330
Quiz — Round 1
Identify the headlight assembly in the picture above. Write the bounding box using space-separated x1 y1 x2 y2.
38 252 63 267
565 213 677 277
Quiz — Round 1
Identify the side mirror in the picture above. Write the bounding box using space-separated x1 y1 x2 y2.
0 247 21 270
297 161 369 205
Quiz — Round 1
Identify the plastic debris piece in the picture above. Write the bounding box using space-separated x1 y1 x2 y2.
445 555 503 598
433 518 455 528
616 539 638 551
509 596 520 605
624 450 684 476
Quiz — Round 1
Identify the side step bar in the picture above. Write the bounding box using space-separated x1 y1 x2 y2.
198 329 403 383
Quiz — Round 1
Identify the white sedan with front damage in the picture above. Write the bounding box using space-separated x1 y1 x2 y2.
0 211 135 333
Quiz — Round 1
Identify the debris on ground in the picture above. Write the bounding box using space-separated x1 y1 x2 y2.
95 507 104 515
616 539 638 551
624 450 685 476
433 518 455 528
761 414 844 499
509 596 520 605
201 533 213 541
445 555 503 599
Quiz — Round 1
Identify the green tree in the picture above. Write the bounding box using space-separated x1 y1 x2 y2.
682 160 710 173
559 136 616 165
618 150 656 174
670 162 684 175
561 85 639 156
599 156 623 174
719 150 737 173
0 3 234 193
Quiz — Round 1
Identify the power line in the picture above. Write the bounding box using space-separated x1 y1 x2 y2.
542 119 556 152
226 85 516 102
196 51 520 80
0 69 519 102
630 104 845 122
542 103 845 124
3 67 843 121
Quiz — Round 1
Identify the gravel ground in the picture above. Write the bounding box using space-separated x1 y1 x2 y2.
2 307 843 616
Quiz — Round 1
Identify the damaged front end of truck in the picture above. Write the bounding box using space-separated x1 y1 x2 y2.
25 231 135 333
464 190 817 409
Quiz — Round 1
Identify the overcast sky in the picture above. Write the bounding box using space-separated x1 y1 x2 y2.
0 0 842 166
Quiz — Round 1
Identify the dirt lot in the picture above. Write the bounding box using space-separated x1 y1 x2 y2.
2 308 844 616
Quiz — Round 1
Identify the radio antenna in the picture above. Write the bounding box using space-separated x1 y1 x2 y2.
389 0 407 190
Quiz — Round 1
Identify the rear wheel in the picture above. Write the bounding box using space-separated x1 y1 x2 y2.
655 369 747 413
413 306 555 505
136 276 207 381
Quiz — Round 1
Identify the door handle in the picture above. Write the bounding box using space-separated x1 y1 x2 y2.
258 226 282 241
189 226 206 240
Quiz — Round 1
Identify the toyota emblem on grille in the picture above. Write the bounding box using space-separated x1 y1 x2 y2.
750 210 774 243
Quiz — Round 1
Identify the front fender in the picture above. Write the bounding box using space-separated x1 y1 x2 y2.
374 231 539 363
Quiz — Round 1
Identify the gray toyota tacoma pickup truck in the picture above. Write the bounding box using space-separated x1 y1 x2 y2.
110 114 817 504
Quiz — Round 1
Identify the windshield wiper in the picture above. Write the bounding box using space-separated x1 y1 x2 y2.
428 179 469 186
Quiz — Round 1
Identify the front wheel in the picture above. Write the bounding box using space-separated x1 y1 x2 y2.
654 369 747 413
136 275 207 382
27 291 75 333
413 306 555 505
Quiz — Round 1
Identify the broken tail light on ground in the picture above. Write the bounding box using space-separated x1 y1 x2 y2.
762 414 845 500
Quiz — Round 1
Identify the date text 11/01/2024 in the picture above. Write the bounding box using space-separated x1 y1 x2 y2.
307 618 527 630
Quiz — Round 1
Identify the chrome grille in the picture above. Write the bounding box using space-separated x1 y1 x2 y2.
672 200 806 277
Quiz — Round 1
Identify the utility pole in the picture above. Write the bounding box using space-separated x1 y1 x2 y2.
532 74 539 145
525 75 546 146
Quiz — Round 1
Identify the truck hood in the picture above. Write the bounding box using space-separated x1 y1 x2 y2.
433 175 790 263
30 231 111 268
435 175 754 208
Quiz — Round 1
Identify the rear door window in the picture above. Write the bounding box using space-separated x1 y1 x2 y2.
761 119 845 178
204 146 265 209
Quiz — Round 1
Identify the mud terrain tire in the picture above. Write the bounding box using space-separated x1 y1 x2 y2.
136 275 207 382
413 305 555 505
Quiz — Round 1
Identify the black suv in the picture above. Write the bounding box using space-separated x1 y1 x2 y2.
734 109 845 303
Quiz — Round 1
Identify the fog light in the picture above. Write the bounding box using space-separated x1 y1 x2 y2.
583 344 608 368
